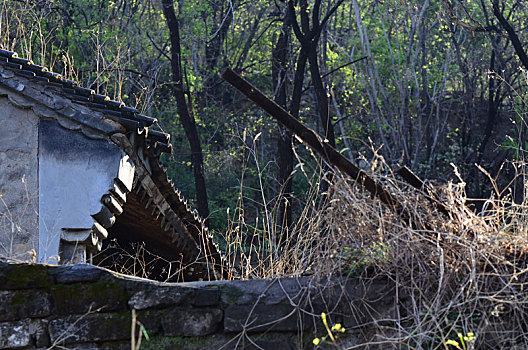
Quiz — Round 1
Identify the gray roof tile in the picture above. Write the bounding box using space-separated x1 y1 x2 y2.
0 48 171 154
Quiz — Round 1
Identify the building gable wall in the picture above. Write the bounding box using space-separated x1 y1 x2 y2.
0 50 224 278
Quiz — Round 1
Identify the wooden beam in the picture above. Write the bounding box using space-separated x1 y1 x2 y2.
222 68 412 224
396 166 450 216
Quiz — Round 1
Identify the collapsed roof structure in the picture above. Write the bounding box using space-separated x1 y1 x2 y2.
0 49 224 280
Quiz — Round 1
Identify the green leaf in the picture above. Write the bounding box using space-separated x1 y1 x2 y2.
141 325 150 341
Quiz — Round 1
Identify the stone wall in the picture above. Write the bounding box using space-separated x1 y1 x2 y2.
0 91 39 261
0 262 398 349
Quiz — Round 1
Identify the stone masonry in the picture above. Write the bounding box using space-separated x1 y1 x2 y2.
0 96 39 261
0 261 398 349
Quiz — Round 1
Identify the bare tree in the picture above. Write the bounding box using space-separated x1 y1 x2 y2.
288 0 345 148
272 6 293 234
162 0 210 222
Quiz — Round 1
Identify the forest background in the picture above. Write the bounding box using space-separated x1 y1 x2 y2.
4 2 528 345
2 0 528 239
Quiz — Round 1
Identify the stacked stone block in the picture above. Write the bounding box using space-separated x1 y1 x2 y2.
0 262 397 349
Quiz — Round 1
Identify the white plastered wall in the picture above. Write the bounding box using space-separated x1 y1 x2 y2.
38 119 134 263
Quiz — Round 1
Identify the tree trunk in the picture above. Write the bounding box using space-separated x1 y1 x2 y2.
162 0 210 222
272 17 293 235
477 48 499 162
492 0 528 71
308 44 336 148
204 0 232 103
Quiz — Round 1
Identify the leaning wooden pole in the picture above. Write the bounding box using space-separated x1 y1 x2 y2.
222 68 412 224
396 166 450 216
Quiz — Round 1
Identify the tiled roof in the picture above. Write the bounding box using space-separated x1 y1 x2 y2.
0 49 171 154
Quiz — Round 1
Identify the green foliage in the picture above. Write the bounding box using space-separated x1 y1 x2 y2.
2 0 528 237
312 312 346 348
445 332 476 350
342 241 389 277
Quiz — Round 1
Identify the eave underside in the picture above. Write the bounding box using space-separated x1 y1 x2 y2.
94 184 216 282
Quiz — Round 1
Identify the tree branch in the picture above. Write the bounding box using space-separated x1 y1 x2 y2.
492 0 528 70
287 0 306 44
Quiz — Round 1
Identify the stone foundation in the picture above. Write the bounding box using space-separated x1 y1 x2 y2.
0 262 398 349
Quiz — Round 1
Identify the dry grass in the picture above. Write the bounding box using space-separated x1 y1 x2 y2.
93 240 188 282
221 147 528 349
322 165 528 349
